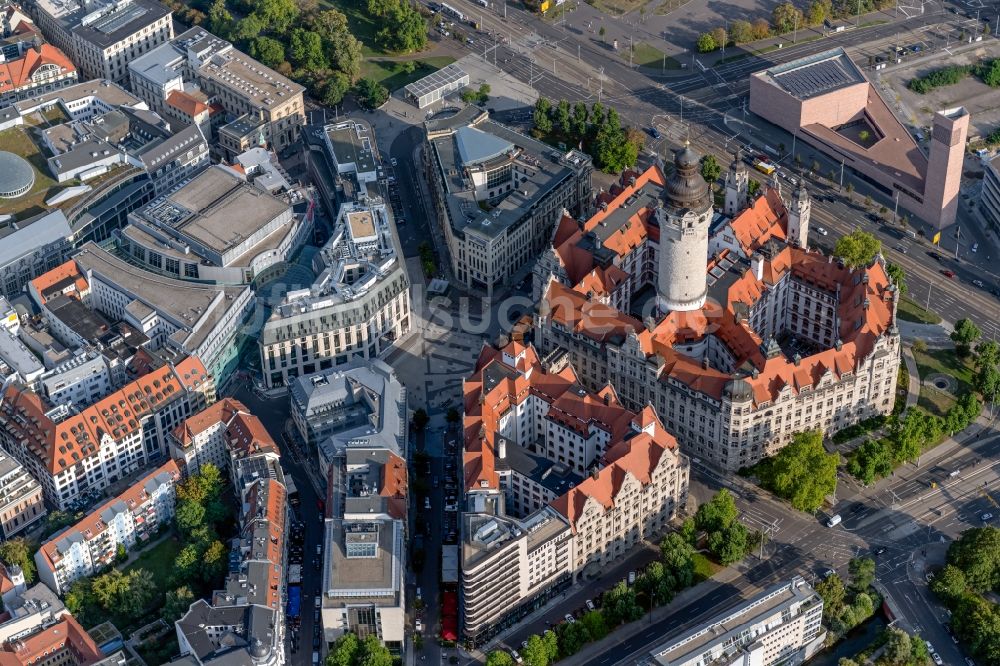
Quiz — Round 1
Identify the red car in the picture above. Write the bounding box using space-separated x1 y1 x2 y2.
941 269 956 278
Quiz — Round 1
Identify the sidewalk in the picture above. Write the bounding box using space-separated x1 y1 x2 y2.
902 347 920 411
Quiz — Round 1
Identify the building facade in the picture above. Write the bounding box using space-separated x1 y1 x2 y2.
980 153 1000 233
460 341 689 646
260 199 410 388
34 459 182 594
534 152 901 471
0 453 45 539
0 41 76 106
423 106 592 295
650 577 825 666
29 0 172 83
0 356 212 509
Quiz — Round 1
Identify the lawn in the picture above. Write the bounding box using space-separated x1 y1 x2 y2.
360 56 456 91
317 0 384 56
630 42 681 70
124 535 183 580
897 297 942 324
0 127 60 219
912 346 975 417
692 552 722 582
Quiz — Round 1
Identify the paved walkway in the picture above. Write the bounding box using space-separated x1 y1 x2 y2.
902 347 920 412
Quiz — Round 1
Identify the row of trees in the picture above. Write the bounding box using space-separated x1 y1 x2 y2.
532 98 643 173
326 633 394 666
492 495 760 666
839 626 932 666
847 393 981 484
929 527 1000 662
697 0 896 52
754 430 840 512
814 557 881 637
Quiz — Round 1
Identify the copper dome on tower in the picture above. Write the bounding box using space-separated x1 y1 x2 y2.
663 143 710 211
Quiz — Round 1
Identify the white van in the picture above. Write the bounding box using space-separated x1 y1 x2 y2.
312 652 320 664
826 514 842 527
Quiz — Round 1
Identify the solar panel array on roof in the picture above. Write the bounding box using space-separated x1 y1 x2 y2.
773 57 863 99
405 64 468 97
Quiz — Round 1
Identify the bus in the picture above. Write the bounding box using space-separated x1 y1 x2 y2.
754 160 777 175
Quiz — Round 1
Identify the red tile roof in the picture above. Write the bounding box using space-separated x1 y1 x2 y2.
0 44 74 97
728 186 787 256
28 260 88 305
0 615 101 665
166 89 210 118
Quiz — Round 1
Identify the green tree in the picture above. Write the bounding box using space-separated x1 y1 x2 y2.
951 593 1000 661
771 2 804 33
695 488 738 533
848 557 876 592
91 570 128 610
710 27 727 49
202 540 228 582
882 627 913 665
557 620 591 656
910 634 931 665
975 341 1000 399
700 154 722 183
357 634 392 666
355 78 389 109
289 29 327 70
815 572 846 621
523 634 550 666
572 102 589 141
751 18 772 40
252 0 299 34
122 568 156 615
533 97 553 134
249 36 286 69
696 32 717 52
579 611 608 641
847 438 893 484
603 581 642 626
758 430 838 512
326 633 359 666
806 0 831 25
163 586 195 622
709 521 750 565
367 0 396 16
173 543 201 583
207 0 234 38
376 1 427 52
748 180 761 197
554 99 572 135
486 651 514 666
952 318 982 357
175 500 206 537
232 13 267 42
679 516 697 545
542 630 559 661
320 73 351 106
838 659 860 666
886 262 907 294
64 579 93 617
636 561 674 606
834 230 881 268
929 564 968 603
729 19 753 43
947 527 1000 592
660 533 696 590
0 537 36 583
858 129 871 143
315 9 364 81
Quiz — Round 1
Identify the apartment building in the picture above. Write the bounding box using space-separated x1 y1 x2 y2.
534 153 901 471
0 356 212 508
0 613 105 664
1 4 40 59
0 41 76 106
460 341 689 646
169 397 250 477
116 164 305 285
34 459 181 594
29 0 172 83
0 453 45 538
260 198 410 388
127 26 304 155
650 577 825 665
288 359 407 470
0 566 67 644
980 153 1000 233
424 105 592 295
67 241 255 384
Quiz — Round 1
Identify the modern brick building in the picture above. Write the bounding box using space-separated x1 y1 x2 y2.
749 48 967 230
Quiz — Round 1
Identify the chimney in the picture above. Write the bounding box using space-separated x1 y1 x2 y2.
497 439 506 460
702 357 709 370
590 467 599 480
835 338 843 351
750 253 764 281
793 353 801 366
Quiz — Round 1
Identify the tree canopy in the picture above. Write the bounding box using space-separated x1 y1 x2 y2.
834 230 881 268
757 430 838 512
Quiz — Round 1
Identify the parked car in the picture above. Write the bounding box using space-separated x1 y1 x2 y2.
586 599 596 611
982 512 994 521
972 279 984 288
649 127 662 139
815 226 829 236
627 571 636 585
564 614 576 624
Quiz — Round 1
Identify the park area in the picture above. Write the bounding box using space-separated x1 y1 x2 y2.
911 346 975 416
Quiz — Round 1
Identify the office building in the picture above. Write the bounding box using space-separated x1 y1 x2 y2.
66 241 255 383
534 151 901 470
0 41 77 106
424 106 592 295
29 0 173 83
979 153 1000 233
259 198 410 388
319 391 407 653
0 356 212 509
749 48 968 229
0 453 45 539
460 340 689 646
288 359 407 470
649 577 825 666
0 210 73 300
117 164 306 285
170 397 255 477
127 26 304 156
34 459 182 594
